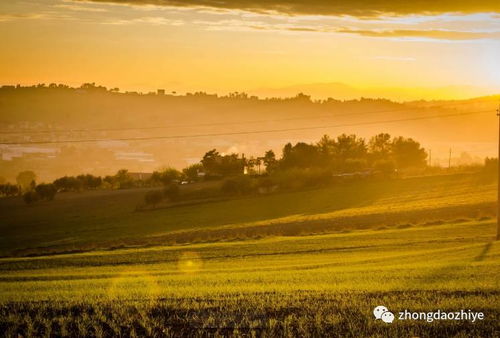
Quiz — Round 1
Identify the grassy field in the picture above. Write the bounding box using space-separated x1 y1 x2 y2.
0 172 499 336
0 173 496 256
0 220 498 336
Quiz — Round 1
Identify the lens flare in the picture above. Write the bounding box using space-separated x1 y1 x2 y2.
178 251 202 273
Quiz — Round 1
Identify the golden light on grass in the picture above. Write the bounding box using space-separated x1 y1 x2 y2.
108 268 161 302
178 251 203 274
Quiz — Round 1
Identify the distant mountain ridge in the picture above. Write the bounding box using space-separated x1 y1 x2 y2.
249 82 498 101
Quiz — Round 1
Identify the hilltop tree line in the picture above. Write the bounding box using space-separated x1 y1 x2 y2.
0 83 395 104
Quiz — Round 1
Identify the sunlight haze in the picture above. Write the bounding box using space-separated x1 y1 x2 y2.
1 0 499 100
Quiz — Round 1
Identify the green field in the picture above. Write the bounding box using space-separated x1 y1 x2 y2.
1 220 499 336
0 173 496 256
0 173 499 336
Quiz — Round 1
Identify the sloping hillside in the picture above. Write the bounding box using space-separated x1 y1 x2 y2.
0 173 495 256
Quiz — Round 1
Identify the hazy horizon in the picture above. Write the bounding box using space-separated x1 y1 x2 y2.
1 84 498 183
3 81 500 102
2 0 500 101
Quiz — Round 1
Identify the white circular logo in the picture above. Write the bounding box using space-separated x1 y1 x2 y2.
373 305 394 323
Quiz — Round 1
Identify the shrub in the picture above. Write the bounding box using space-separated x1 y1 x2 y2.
35 183 57 201
163 184 180 201
257 177 275 189
256 177 278 194
343 158 367 173
373 159 396 177
477 157 497 184
270 168 332 190
23 191 39 204
221 176 254 195
144 190 163 206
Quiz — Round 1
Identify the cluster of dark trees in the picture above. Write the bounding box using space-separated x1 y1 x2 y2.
6 169 145 203
0 170 58 204
142 133 428 204
53 174 102 191
0 133 436 205
276 133 426 173
150 168 182 186
197 133 427 179
53 170 145 192
23 184 57 204
0 183 19 197
11 170 57 204
201 150 246 177
0 170 38 201
12 167 189 204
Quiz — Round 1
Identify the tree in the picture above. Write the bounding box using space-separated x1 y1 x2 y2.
263 150 278 173
280 142 320 169
201 149 245 177
114 169 134 189
219 154 245 176
53 176 83 191
151 168 181 186
16 171 36 192
316 134 335 158
332 134 367 163
76 174 102 189
369 133 392 162
182 163 203 182
391 137 427 169
201 149 221 175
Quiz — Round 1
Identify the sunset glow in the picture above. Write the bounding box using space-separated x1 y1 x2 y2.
1 0 499 100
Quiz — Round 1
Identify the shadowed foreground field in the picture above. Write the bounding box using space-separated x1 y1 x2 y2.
1 220 498 336
0 173 496 256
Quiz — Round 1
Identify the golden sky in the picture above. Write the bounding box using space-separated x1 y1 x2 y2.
1 0 499 100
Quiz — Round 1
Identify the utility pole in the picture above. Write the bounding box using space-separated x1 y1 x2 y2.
497 103 500 240
448 148 452 169
428 149 432 167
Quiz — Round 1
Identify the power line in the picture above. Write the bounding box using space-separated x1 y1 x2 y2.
0 109 490 146
0 99 492 135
